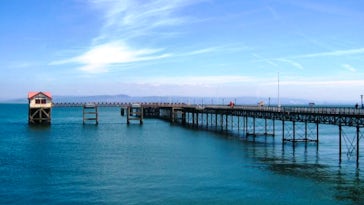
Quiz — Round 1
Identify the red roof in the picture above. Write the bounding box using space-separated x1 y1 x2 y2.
28 92 52 100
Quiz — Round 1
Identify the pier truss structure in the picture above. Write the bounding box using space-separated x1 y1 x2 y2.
154 105 364 165
53 102 364 165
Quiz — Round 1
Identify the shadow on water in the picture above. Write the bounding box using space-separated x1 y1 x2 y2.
28 124 51 131
267 161 364 203
26 124 53 140
334 169 364 204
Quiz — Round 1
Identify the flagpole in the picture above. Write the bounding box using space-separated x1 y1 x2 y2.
278 72 281 108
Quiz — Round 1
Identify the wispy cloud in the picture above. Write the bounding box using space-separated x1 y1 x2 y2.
92 0 204 40
184 47 218 56
276 58 304 70
252 53 278 67
177 44 248 57
253 53 303 71
284 1 362 17
51 41 171 73
8 61 37 68
261 48 364 69
277 79 364 87
131 75 255 86
291 48 364 59
342 64 357 72
51 0 210 73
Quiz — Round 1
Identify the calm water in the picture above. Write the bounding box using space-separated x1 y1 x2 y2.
0 103 363 204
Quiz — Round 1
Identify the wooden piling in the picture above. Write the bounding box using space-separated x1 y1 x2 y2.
126 104 143 124
339 124 342 163
83 104 98 125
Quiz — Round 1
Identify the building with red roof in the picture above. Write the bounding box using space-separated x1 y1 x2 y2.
28 91 52 108
28 92 52 124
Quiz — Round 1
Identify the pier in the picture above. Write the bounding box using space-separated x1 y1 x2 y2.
52 102 364 165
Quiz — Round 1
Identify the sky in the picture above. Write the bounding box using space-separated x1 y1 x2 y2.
1 0 364 103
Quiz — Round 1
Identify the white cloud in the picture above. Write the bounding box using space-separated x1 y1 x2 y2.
91 0 203 40
51 41 171 73
51 0 209 74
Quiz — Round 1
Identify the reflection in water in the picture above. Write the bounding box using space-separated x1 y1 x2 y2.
334 169 364 203
182 113 364 204
242 135 364 204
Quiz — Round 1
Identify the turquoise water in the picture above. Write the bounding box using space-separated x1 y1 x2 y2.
0 104 363 204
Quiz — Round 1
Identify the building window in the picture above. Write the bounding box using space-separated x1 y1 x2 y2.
34 98 47 104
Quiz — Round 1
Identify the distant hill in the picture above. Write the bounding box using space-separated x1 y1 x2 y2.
0 98 27 104
0 94 341 106
52 94 131 103
50 94 312 106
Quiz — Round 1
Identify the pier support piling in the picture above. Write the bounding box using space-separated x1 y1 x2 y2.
356 126 360 166
83 104 98 125
126 104 143 124
339 124 342 163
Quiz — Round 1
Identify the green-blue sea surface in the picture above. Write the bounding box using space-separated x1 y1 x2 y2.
0 104 363 204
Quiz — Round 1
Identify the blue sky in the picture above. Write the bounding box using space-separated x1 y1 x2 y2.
1 0 364 103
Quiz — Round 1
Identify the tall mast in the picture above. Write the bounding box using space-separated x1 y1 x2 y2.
278 72 281 108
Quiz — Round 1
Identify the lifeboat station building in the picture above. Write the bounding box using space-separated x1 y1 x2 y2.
28 92 52 124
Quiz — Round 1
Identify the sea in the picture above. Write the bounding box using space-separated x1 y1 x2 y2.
0 103 363 205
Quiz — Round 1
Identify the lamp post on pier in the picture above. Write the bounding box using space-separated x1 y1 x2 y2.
361 94 363 108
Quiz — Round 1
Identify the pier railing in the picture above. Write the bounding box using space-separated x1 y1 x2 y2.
205 105 364 116
53 102 364 116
